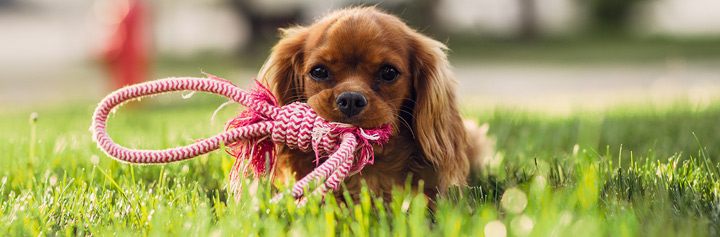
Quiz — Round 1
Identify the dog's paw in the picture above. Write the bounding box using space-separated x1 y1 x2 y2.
463 119 496 174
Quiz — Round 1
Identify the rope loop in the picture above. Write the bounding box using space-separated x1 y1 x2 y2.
90 74 392 205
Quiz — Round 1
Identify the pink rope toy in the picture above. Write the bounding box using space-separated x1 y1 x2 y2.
91 74 392 205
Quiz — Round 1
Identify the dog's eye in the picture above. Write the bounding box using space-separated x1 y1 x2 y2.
309 66 330 81
378 66 400 82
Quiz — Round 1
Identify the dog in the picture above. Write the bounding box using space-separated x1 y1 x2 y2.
257 6 487 201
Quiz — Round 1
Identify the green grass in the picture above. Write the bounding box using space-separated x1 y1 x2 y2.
2 96 720 236
145 36 720 71
445 36 720 64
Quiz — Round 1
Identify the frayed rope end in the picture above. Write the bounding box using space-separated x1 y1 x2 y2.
225 79 278 180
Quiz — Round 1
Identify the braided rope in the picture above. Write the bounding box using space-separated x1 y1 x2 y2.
90 75 391 205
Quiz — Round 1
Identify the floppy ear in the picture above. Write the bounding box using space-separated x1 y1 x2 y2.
411 34 470 190
255 27 311 184
258 27 307 105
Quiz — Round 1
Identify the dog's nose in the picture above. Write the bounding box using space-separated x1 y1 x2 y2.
335 92 367 117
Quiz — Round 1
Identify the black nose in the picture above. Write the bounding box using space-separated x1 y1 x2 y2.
335 92 367 117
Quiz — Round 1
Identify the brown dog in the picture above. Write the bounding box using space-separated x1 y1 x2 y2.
258 6 484 200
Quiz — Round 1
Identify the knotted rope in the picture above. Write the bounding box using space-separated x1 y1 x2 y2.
91 74 392 205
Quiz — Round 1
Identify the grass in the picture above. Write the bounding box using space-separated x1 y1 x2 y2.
445 36 720 64
146 36 720 71
1 94 720 236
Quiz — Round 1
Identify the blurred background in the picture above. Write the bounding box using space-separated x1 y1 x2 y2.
1 0 719 112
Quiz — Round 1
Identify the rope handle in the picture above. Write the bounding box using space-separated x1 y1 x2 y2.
92 77 273 163
90 75 391 205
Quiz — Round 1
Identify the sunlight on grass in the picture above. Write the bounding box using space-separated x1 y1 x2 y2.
1 97 720 235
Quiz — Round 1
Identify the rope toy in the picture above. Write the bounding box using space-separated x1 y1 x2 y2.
91 74 392 205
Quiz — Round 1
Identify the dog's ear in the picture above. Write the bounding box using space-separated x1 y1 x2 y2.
410 34 469 190
258 27 307 105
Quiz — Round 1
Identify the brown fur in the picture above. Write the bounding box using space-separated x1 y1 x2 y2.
258 7 477 200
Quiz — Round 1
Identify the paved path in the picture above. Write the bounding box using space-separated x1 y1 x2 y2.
3 60 719 112
2 1 719 111
454 60 720 112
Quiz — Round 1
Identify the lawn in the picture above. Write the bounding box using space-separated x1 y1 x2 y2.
1 93 720 236
446 36 720 65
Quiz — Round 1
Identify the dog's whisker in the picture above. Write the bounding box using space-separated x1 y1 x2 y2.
395 114 415 138
398 108 417 122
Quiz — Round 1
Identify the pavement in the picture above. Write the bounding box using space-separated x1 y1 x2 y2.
2 59 719 114
453 60 720 113
1 2 719 111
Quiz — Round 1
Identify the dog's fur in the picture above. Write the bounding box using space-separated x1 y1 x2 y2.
258 6 482 200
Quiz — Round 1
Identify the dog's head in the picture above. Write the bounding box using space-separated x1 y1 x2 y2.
260 6 469 187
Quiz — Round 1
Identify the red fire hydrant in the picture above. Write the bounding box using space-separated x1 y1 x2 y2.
103 0 149 90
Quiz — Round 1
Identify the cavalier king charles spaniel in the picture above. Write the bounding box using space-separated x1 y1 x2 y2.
258 6 486 200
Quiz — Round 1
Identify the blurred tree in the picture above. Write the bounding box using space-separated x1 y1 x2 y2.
225 0 442 54
227 0 301 54
386 0 440 36
518 0 538 39
581 0 650 33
